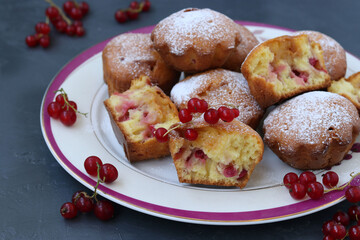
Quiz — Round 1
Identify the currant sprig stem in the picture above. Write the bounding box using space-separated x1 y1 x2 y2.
44 0 72 25
89 162 105 202
324 172 360 193
54 88 88 117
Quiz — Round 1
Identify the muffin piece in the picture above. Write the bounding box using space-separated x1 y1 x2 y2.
328 72 360 110
222 23 259 72
170 69 264 129
263 91 360 170
241 34 331 108
104 76 179 162
169 120 264 188
294 30 347 80
151 8 241 73
102 33 180 95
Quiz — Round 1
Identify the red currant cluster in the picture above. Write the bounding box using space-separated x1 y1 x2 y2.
47 88 87 126
25 0 89 48
115 0 151 23
154 98 239 143
60 156 118 221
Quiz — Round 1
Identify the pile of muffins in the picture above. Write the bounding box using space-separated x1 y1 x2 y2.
102 8 360 188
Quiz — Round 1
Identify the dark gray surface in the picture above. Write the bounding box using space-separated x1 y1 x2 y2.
1 0 360 239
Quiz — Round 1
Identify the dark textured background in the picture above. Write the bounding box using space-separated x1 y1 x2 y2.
1 0 360 239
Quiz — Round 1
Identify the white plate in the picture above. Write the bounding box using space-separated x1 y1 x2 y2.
40 22 360 225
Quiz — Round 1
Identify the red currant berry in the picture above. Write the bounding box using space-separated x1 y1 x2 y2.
322 171 339 188
72 20 83 27
70 7 83 20
55 94 68 106
155 128 168 142
129 1 140 10
184 129 198 141
179 109 192 123
351 143 360 152
232 108 240 118
46 6 60 19
68 100 77 111
322 220 336 235
60 202 77 219
126 10 139 20
219 107 235 122
47 102 62 119
39 35 50 48
63 1 75 14
197 99 208 113
346 186 360 203
79 2 89 15
349 225 360 240
25 35 38 47
115 10 128 23
348 205 360 221
55 20 68 32
187 98 200 113
283 172 299 189
94 200 114 221
60 109 77 126
323 235 335 240
333 211 350 226
65 25 76 36
307 181 324 200
330 223 347 239
74 196 94 213
35 22 50 34
299 171 316 187
99 163 118 183
84 156 103 176
75 26 85 37
141 0 151 12
289 183 306 200
204 109 219 124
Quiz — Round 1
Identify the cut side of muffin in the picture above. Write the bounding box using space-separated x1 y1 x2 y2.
169 121 264 188
104 75 179 162
241 34 331 108
328 72 360 110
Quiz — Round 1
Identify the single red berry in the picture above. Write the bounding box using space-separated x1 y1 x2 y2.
179 109 192 123
25 35 38 47
72 20 83 27
307 181 324 200
55 20 68 32
323 235 335 240
75 26 85 37
322 171 339 188
50 15 62 24
129 1 140 10
65 25 76 36
232 108 240 118
35 22 50 34
60 109 77 126
187 98 200 113
194 149 206 159
47 102 62 119
283 172 299 189
63 1 75 14
322 220 336 235
351 143 360 152
94 200 114 221
348 205 360 221
74 196 94 213
330 223 347 239
154 128 168 142
223 164 238 178
349 225 360 240
46 6 60 19
346 186 360 203
219 107 235 122
333 211 350 226
299 171 317 187
55 94 68 106
70 7 83 20
84 156 103 176
126 10 139 20
115 10 128 23
289 183 306 200
204 109 219 124
197 99 208 113
141 0 151 11
67 100 77 111
184 129 198 141
79 2 89 15
60 202 77 219
39 35 50 48
99 163 118 183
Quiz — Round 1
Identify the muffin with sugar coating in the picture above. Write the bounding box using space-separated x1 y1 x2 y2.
170 68 264 129
263 91 360 170
294 30 347 80
241 34 331 108
151 8 242 73
102 33 180 95
169 120 264 188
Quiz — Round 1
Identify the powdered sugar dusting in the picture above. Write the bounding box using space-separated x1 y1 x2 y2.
152 8 238 55
264 91 359 152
